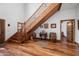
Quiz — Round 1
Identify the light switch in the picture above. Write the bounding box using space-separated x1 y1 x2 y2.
8 24 10 27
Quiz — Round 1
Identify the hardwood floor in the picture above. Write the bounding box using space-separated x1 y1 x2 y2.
0 39 79 56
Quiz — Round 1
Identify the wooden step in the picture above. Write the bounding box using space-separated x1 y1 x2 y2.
8 32 26 44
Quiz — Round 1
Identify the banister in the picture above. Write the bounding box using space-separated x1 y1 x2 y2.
24 3 50 26
26 3 61 33
24 3 53 31
22 3 44 31
24 3 44 24
22 3 61 34
22 3 50 32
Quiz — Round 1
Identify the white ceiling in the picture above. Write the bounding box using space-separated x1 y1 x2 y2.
60 3 79 10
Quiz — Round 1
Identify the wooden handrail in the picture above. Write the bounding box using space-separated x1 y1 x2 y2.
26 3 61 33
24 3 44 24
22 3 61 34
25 4 50 27
25 4 55 31
22 3 44 32
22 3 50 32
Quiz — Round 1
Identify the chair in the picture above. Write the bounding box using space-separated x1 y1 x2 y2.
39 30 47 40
50 32 57 42
61 32 65 37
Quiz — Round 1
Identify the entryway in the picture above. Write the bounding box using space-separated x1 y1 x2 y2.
60 19 75 43
0 19 5 44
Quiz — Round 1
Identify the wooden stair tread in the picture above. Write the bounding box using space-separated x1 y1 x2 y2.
8 31 26 43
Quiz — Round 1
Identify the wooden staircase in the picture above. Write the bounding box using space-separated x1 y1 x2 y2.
23 3 62 41
8 3 62 43
8 32 25 43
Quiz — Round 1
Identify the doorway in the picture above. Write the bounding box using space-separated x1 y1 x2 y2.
0 19 5 42
60 19 75 43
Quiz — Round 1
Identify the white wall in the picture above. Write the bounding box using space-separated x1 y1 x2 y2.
24 3 42 21
0 3 25 40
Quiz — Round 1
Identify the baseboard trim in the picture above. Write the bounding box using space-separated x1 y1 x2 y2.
6 32 18 43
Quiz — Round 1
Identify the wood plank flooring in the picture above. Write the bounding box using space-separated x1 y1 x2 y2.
0 40 79 56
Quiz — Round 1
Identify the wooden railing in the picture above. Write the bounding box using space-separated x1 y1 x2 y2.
23 3 61 33
9 3 61 43
24 3 50 26
22 3 51 32
22 3 61 39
